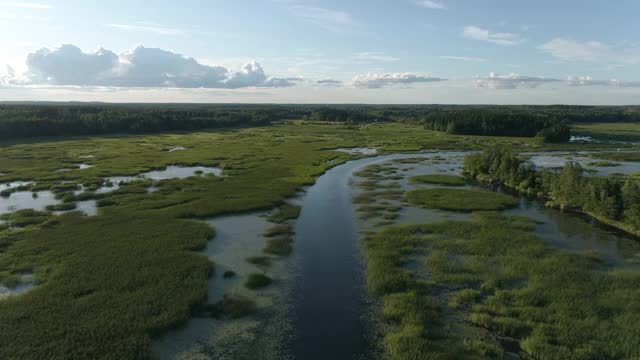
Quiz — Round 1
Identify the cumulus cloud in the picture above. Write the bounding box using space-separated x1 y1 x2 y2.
261 76 302 88
415 0 446 10
9 44 293 89
540 38 640 65
26 45 119 85
351 73 445 89
463 26 520 46
474 72 560 89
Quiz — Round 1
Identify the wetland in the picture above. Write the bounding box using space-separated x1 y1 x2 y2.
1 106 640 359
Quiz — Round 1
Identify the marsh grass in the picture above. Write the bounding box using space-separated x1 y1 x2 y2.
267 203 301 223
263 236 293 256
204 295 256 319
245 273 272 289
410 174 467 186
406 188 519 212
0 209 50 228
246 256 272 267
263 224 293 237
363 213 640 359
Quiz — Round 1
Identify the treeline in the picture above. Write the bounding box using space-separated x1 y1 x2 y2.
420 109 571 142
302 108 390 123
1 103 639 140
464 148 640 234
0 104 305 139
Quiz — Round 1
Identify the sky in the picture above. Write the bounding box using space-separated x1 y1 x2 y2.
1 0 640 104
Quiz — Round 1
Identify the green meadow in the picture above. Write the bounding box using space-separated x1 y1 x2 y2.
406 188 520 212
409 174 468 186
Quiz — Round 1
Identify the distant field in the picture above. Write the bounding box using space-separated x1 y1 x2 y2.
573 122 640 141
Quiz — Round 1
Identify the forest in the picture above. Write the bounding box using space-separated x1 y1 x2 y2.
464 148 640 234
1 103 639 141
419 108 571 141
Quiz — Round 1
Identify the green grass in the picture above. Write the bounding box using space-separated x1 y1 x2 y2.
406 188 520 212
263 224 293 237
246 256 272 266
245 273 272 289
263 236 293 256
0 212 213 359
363 213 640 359
267 203 301 223
573 122 640 142
410 174 467 186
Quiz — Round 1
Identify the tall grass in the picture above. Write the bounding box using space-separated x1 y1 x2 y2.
363 213 640 359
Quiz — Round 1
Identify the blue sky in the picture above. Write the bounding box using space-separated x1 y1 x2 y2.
1 0 639 104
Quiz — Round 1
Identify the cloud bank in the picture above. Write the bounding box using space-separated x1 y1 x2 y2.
9 44 293 89
474 72 559 89
351 73 445 88
567 76 640 88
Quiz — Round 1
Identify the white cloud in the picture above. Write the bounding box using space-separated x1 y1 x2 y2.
6 44 293 89
415 0 446 10
316 79 342 86
540 38 640 65
353 52 399 62
463 26 520 46
107 23 186 35
567 76 640 88
5 2 51 9
440 55 485 62
474 72 559 89
351 73 445 89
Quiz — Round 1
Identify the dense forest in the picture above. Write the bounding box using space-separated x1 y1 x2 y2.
419 109 571 141
464 148 640 233
1 103 639 140
0 104 307 139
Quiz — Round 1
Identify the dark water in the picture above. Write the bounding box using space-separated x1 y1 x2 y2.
290 157 372 360
289 152 467 359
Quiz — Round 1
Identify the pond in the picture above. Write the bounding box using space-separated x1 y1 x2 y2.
100 166 223 193
525 152 640 176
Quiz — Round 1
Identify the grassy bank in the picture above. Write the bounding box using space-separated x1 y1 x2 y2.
406 188 520 212
409 174 467 186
